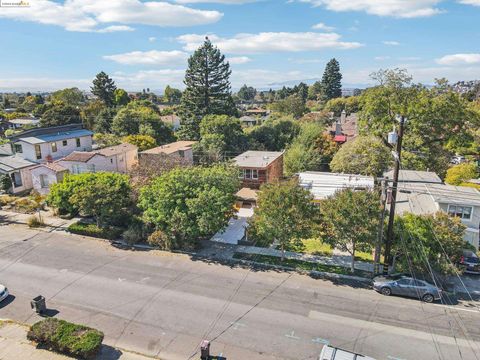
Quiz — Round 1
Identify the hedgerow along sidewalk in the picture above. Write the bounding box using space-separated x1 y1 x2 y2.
0 321 154 360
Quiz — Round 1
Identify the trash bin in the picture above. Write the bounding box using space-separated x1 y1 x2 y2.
31 295 46 314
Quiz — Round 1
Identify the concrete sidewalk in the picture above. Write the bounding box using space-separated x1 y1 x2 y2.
0 321 154 360
0 209 79 231
235 245 375 272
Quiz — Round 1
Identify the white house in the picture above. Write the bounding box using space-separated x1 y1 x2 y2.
30 143 138 194
139 141 196 165
0 124 93 194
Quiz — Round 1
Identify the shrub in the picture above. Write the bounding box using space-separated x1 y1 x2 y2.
0 174 12 192
27 318 104 359
12 198 39 214
122 218 146 245
27 215 46 228
68 222 123 240
445 163 479 185
147 230 174 250
0 195 17 207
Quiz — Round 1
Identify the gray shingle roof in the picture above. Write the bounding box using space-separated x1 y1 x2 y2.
0 155 36 172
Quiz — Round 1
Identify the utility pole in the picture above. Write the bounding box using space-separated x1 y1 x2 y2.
383 115 406 275
374 179 387 275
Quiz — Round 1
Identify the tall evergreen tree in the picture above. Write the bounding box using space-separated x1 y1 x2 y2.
321 58 342 101
91 71 117 107
178 38 237 140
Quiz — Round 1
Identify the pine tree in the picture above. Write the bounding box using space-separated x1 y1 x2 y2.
321 58 342 101
91 71 117 107
178 38 237 140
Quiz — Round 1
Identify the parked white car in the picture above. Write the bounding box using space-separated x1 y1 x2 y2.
0 285 9 302
319 345 375 360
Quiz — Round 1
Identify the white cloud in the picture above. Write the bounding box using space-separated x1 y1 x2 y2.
103 50 189 66
174 0 258 3
374 56 391 61
113 69 186 89
458 0 480 6
0 0 222 32
311 22 335 31
383 41 400 46
148 37 157 42
177 32 363 54
96 25 134 33
228 56 252 64
295 0 443 18
436 53 480 65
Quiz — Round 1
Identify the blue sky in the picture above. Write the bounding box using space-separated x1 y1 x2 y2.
0 0 479 92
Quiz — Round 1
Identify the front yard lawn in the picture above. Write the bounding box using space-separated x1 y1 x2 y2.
233 252 371 278
68 221 123 240
284 238 333 256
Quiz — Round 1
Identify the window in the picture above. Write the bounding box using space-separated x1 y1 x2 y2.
110 158 113 164
35 145 42 160
87 164 96 173
62 140 68 146
396 278 412 286
448 205 473 220
39 174 49 188
238 169 244 179
72 165 81 174
252 169 258 179
51 142 57 153
245 169 252 179
14 144 22 153
76 138 81 147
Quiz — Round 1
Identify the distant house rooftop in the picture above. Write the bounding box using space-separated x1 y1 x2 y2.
298 171 375 200
62 143 137 162
141 141 196 155
30 162 67 173
8 124 92 144
8 118 40 126
383 170 443 184
233 151 283 168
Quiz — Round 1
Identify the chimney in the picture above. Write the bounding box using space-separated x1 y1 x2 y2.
335 118 342 136
340 109 347 124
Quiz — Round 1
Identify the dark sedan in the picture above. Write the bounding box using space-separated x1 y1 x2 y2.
373 276 442 303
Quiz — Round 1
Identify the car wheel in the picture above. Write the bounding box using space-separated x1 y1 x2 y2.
381 287 392 296
422 294 434 303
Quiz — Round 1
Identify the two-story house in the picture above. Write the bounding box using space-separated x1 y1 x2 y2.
30 143 138 194
0 124 93 194
234 151 284 189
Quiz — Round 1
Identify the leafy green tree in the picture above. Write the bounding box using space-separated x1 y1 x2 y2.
122 134 156 151
393 212 467 275
330 135 392 176
247 116 300 151
199 115 247 152
94 108 117 133
81 100 105 130
69 173 132 227
284 124 337 175
51 88 85 106
445 163 479 185
20 95 41 113
308 81 324 101
91 71 117 107
93 133 122 148
360 70 480 177
321 58 342 101
248 179 317 258
114 88 130 106
237 85 257 102
179 38 237 140
112 101 174 144
164 85 182 104
319 189 380 272
40 104 81 127
270 95 307 118
47 174 93 215
324 96 360 116
0 174 12 192
139 166 239 250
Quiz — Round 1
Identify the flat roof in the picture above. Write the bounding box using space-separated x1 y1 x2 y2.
383 170 442 184
233 151 283 168
0 155 36 172
141 141 196 155
298 171 375 200
18 129 93 145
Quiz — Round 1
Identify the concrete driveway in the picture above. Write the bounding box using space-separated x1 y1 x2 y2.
210 208 253 245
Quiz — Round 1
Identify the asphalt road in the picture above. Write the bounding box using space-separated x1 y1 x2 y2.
0 223 480 360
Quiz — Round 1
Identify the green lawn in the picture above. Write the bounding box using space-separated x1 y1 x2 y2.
283 238 333 256
233 252 371 278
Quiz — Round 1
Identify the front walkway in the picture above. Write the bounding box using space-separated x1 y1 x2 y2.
0 322 150 360
235 245 375 272
210 208 253 245
0 209 79 230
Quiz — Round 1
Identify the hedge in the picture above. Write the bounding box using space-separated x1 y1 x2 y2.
68 222 123 240
27 318 104 359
